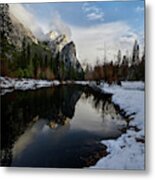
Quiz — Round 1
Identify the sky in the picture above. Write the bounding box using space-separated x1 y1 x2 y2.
9 0 145 66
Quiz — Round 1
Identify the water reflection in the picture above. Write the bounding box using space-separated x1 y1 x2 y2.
1 85 128 168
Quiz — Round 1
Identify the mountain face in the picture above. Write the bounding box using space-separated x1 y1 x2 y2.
46 31 83 79
46 31 68 58
0 4 38 49
60 41 83 73
0 4 83 80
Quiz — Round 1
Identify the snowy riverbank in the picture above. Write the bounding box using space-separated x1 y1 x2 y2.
91 81 145 170
0 76 60 95
0 77 145 169
0 76 90 95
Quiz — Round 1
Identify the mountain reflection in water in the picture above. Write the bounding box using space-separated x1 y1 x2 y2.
1 85 128 168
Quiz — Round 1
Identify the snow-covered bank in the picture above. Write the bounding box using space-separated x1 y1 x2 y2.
91 81 145 169
0 76 60 95
0 76 91 95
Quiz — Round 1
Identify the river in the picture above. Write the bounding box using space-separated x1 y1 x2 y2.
1 84 128 168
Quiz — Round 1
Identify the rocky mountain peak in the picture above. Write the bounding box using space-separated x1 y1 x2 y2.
46 30 83 76
47 31 59 41
46 31 69 58
1 3 83 80
60 41 83 73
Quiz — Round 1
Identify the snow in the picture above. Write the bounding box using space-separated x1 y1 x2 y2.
121 81 144 91
74 81 90 85
1 77 145 169
0 76 60 95
0 76 91 95
91 81 145 170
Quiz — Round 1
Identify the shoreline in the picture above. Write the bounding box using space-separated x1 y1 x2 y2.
0 76 90 95
91 81 145 169
0 76 145 169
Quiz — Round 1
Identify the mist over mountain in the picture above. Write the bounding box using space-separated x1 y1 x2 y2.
0 4 84 80
0 4 38 49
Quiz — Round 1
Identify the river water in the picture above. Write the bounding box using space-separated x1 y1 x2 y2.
1 85 128 168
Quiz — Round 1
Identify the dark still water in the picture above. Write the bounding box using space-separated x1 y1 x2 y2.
1 85 128 168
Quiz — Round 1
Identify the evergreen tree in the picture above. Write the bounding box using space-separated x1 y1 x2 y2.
32 53 39 78
117 50 122 65
122 55 128 66
44 54 48 67
21 37 27 69
27 42 31 64
132 40 140 65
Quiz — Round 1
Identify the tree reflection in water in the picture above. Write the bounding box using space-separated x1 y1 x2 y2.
1 85 129 167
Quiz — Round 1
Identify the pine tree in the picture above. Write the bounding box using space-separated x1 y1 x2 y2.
132 40 140 65
44 54 48 67
117 50 122 65
27 42 31 64
21 37 27 69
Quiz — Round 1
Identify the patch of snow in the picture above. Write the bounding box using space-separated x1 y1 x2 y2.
74 81 90 85
91 81 145 170
121 81 144 91
0 76 60 95
0 77 91 95
0 89 14 96
0 76 15 89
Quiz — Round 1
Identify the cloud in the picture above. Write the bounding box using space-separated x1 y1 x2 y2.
86 12 104 21
135 6 144 13
120 32 138 44
9 4 72 41
49 11 72 39
8 3 144 67
70 22 143 66
9 4 46 40
82 3 104 21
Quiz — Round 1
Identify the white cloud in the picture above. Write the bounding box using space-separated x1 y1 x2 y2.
120 32 138 44
49 11 72 39
82 3 104 21
70 22 143 66
86 12 104 21
9 4 46 40
9 4 72 41
135 6 144 13
8 4 144 67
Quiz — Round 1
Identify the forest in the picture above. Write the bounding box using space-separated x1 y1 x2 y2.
85 40 145 84
1 37 145 83
0 37 84 81
0 4 144 83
